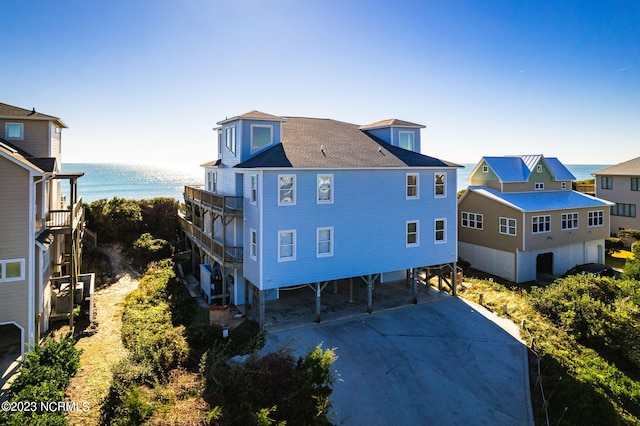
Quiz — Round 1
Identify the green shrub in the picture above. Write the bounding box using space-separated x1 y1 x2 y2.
132 233 173 270
606 237 626 255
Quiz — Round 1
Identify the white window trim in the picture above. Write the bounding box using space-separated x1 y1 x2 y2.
461 212 483 230
278 230 296 262
537 165 543 173
5 122 24 141
535 182 544 190
250 229 258 261
561 212 579 230
482 165 489 173
251 124 273 153
226 125 236 154
532 215 551 234
434 173 446 198
316 227 334 257
406 220 419 247
434 218 447 244
588 210 604 227
499 217 517 236
398 131 414 150
317 174 334 204
278 174 296 206
561 182 567 190
406 173 419 199
250 174 258 205
0 258 26 282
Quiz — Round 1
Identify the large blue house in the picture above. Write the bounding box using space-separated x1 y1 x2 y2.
180 111 461 325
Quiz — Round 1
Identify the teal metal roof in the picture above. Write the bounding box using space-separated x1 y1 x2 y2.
481 155 575 182
468 186 613 212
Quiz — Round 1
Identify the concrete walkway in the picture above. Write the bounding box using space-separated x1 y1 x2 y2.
264 297 534 425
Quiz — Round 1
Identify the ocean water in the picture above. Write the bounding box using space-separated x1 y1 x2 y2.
61 162 611 204
61 163 203 203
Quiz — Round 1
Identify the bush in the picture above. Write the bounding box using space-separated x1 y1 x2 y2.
623 242 640 281
606 237 626 255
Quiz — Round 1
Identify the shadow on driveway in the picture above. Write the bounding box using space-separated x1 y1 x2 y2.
263 297 533 425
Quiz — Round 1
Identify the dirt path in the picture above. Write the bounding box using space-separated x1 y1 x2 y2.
65 245 139 426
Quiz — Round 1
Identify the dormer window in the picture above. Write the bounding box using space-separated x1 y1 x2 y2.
226 126 236 154
5 123 23 140
251 125 272 152
482 165 489 173
399 132 414 150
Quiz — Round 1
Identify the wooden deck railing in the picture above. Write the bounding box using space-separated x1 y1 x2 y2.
178 214 243 264
46 198 84 232
184 186 243 213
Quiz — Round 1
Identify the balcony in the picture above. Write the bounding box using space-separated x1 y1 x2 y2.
183 186 243 214
178 213 243 264
46 198 85 234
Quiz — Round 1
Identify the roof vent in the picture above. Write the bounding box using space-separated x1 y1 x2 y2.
28 108 36 116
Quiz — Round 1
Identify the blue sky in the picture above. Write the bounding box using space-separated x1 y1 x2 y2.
2 0 638 166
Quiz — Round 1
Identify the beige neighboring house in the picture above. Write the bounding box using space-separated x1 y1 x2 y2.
458 155 613 283
0 102 86 358
592 157 640 234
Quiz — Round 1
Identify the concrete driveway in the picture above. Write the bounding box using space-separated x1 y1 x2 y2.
263 297 533 425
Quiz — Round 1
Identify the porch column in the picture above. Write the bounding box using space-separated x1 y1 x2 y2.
451 262 457 297
411 268 418 304
366 275 373 313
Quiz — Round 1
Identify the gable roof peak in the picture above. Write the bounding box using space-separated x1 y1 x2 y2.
216 110 287 125
0 102 67 128
360 118 425 130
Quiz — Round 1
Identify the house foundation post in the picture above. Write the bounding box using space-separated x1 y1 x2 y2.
244 280 250 316
315 283 322 323
411 268 418 304
349 277 353 303
366 275 373 313
452 262 457 297
258 289 265 328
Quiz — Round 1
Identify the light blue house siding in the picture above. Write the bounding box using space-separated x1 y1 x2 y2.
219 120 283 169
243 168 457 289
364 127 422 152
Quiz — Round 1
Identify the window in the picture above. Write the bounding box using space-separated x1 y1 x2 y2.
406 174 418 199
561 182 567 190
588 210 604 227
461 212 483 230
317 174 333 203
632 178 639 191
601 176 613 190
561 212 579 230
535 182 544 190
218 129 222 154
207 171 217 193
0 259 25 282
278 230 296 261
251 125 272 152
317 227 333 257
278 175 296 205
532 215 551 233
250 229 258 260
406 221 419 246
537 165 543 173
435 219 446 243
612 203 637 218
250 175 258 205
5 123 23 140
434 173 446 197
399 132 414 150
499 217 517 236
225 126 236 154
482 165 489 173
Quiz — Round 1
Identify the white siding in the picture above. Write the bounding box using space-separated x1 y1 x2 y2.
459 242 515 281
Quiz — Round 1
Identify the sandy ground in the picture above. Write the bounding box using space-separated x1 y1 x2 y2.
65 245 139 426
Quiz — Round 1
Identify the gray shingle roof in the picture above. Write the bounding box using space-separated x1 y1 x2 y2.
360 119 425 129
0 102 67 127
592 157 640 176
235 116 459 169
217 110 286 125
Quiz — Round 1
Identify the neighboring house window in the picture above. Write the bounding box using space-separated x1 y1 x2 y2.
407 221 419 246
601 176 613 190
532 215 551 233
250 175 258 205
251 125 272 152
537 165 543 173
218 129 222 154
631 178 639 191
4 123 23 140
207 171 217 193
461 212 483 230
588 210 604 227
406 174 418 199
317 227 334 257
434 173 446 197
561 212 579 230
250 229 258 260
399 132 414 150
278 230 296 261
499 217 517 236
435 219 446 243
0 259 25 282
278 175 296 205
612 203 637 218
226 126 236 154
561 182 567 190
535 182 544 190
482 165 489 173
317 174 333 203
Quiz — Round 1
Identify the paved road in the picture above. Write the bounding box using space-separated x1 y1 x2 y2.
264 297 533 426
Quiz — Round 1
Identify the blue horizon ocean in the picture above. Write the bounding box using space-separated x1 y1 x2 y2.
61 162 611 204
